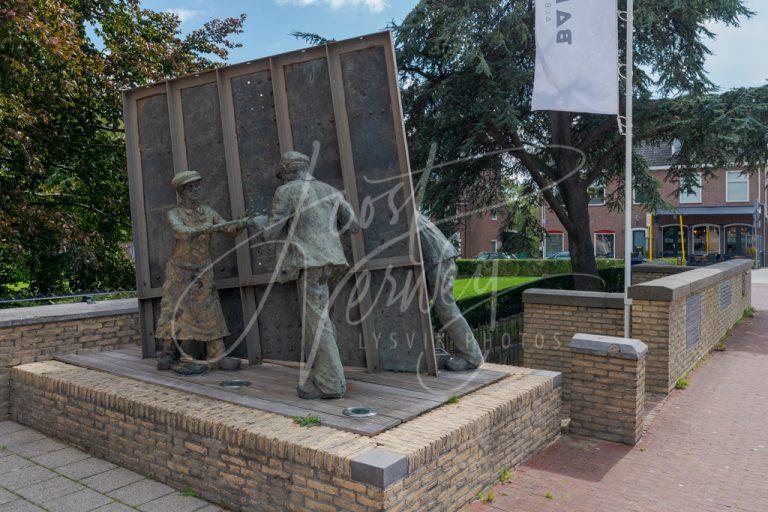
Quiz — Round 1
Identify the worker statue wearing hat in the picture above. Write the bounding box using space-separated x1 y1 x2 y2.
253 150 360 399
155 170 249 374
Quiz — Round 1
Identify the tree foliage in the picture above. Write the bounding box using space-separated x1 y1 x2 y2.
0 0 244 295
391 0 767 277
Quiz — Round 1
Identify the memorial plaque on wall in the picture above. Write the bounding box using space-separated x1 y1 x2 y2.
123 32 437 374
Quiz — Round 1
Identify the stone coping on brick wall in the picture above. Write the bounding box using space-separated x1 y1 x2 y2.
522 288 625 308
0 299 138 328
570 333 648 360
11 360 561 488
633 263 695 275
628 260 753 301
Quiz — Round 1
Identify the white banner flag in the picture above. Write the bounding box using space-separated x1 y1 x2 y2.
532 0 619 115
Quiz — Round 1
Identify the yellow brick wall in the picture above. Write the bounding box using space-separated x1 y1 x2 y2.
0 311 140 418
523 303 624 397
632 270 751 393
570 351 645 445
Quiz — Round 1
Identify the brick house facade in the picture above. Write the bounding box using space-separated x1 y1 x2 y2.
541 143 767 266
457 207 506 258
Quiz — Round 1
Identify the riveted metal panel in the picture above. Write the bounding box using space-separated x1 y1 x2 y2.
253 282 303 361
340 46 411 260
368 267 428 372
230 70 283 275
179 82 238 280
137 94 176 289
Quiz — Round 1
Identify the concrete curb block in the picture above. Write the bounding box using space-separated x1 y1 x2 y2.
569 333 648 360
350 448 408 489
522 289 625 309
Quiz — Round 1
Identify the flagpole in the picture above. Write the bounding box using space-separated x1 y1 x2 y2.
623 0 634 338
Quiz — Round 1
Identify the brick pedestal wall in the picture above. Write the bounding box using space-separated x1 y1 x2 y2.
11 361 561 512
630 260 752 393
569 333 647 445
0 299 139 418
522 289 624 398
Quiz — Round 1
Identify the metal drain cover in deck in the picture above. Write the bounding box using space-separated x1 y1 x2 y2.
343 406 378 418
219 380 252 388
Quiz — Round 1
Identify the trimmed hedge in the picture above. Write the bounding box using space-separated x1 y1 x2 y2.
450 268 624 328
455 258 624 278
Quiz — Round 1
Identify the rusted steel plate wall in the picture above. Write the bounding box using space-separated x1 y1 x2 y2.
123 32 436 374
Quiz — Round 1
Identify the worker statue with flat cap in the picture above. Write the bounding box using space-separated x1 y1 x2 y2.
155 170 249 375
254 150 360 400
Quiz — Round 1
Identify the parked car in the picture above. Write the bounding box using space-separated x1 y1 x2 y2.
477 252 517 260
546 251 571 259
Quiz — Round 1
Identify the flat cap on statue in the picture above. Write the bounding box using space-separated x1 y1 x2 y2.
171 170 202 189
281 151 310 165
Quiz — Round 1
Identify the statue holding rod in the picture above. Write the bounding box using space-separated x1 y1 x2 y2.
155 170 251 374
253 149 360 399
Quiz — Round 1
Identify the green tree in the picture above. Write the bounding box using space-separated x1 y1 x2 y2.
0 0 244 295
392 0 768 281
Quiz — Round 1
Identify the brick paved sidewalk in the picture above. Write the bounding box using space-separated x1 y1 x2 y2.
470 284 768 512
0 421 223 512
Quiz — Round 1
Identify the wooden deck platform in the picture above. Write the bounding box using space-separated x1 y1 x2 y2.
55 346 507 435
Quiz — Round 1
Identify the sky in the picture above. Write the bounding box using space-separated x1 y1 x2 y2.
143 0 767 91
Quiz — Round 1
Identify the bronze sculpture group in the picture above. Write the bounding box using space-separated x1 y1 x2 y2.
155 151 484 398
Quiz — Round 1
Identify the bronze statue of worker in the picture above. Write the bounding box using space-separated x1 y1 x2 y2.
255 151 360 400
155 170 248 375
417 213 484 371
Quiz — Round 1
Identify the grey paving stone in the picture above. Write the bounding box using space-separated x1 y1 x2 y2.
15 476 84 505
0 430 45 449
0 422 25 436
31 447 90 469
43 488 113 512
107 480 174 507
0 454 33 474
0 489 17 506
138 492 208 512
0 499 46 512
194 506 226 512
56 457 117 481
91 503 135 512
0 465 57 490
11 439 69 458
81 468 144 493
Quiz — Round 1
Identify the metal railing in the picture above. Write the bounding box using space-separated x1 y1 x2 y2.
0 289 137 308
437 314 524 366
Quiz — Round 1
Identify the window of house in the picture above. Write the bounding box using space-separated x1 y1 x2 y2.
679 173 702 204
490 210 498 221
692 225 720 255
544 232 564 257
594 232 615 258
725 224 754 256
726 171 749 202
588 186 606 206
633 186 652 205
662 225 689 257
490 239 498 252
632 229 648 257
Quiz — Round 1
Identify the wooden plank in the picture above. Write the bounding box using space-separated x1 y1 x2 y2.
54 353 390 435
101 348 441 412
95 350 410 424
